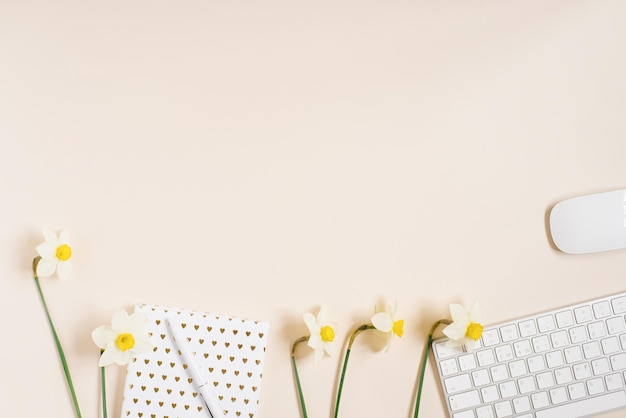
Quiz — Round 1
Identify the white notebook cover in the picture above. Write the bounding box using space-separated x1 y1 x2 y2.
120 304 270 418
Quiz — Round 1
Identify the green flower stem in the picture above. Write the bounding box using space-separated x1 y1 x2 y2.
291 336 310 418
334 324 375 418
413 319 451 418
32 258 82 418
100 350 108 418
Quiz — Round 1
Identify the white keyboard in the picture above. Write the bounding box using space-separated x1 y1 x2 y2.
432 291 626 418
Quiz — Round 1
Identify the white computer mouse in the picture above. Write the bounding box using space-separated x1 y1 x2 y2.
549 188 626 254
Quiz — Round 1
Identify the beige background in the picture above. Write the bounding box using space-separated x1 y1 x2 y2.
2 1 626 417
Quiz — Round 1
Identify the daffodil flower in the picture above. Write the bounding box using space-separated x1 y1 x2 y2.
413 301 484 418
334 301 404 418
371 302 404 352
32 228 82 417
303 306 339 364
442 300 484 351
291 306 340 417
92 309 154 367
35 229 72 279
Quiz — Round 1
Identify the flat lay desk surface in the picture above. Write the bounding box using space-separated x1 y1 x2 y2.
2 1 626 417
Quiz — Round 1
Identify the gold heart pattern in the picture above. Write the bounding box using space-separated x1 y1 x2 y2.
121 304 269 417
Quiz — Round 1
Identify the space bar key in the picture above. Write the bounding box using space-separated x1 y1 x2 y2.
536 391 626 418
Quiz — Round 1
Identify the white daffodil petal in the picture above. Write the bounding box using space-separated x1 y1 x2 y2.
317 306 328 325
371 312 393 333
56 261 72 280
442 322 467 340
307 333 322 350
58 229 70 244
469 300 483 323
91 326 117 349
465 338 479 351
117 350 135 365
36 243 56 260
323 341 334 357
36 258 57 277
126 312 148 331
303 312 318 335
111 309 130 331
445 338 464 348
99 345 121 367
449 304 469 323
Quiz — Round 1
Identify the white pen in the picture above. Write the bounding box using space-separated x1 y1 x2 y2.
167 319 225 418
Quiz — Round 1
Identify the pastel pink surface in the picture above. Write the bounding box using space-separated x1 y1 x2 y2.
2 1 626 417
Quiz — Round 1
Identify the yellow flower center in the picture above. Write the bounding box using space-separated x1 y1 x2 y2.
320 325 335 342
466 322 483 341
115 333 135 351
56 244 72 261
393 319 404 338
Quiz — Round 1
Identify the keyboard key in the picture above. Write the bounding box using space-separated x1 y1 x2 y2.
476 405 494 418
535 391 626 418
554 366 573 384
527 355 546 373
582 341 601 359
471 369 490 386
605 372 624 390
449 390 481 412
508 359 526 378
531 391 549 409
593 301 612 319
601 336 620 354
512 396 531 414
517 376 536 394
611 296 626 314
481 385 499 403
458 354 477 371
518 320 537 337
499 324 518 342
537 315 556 333
545 350 564 368
477 349 495 367
440 358 459 376
550 330 569 348
569 326 588 343
586 377 605 395
556 311 575 328
532 335 550 352
606 316 625 334
494 400 513 418
495 345 514 362
499 381 517 398
568 382 586 400
453 411 475 418
587 321 607 339
549 386 568 404
445 374 472 394
490 364 508 382
564 346 583 364
536 371 555 389
574 305 593 323
481 329 500 346
573 362 592 379
610 353 626 371
435 341 463 358
592 357 610 375
513 340 532 358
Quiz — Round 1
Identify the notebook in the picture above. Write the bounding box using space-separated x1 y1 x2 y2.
120 304 270 418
